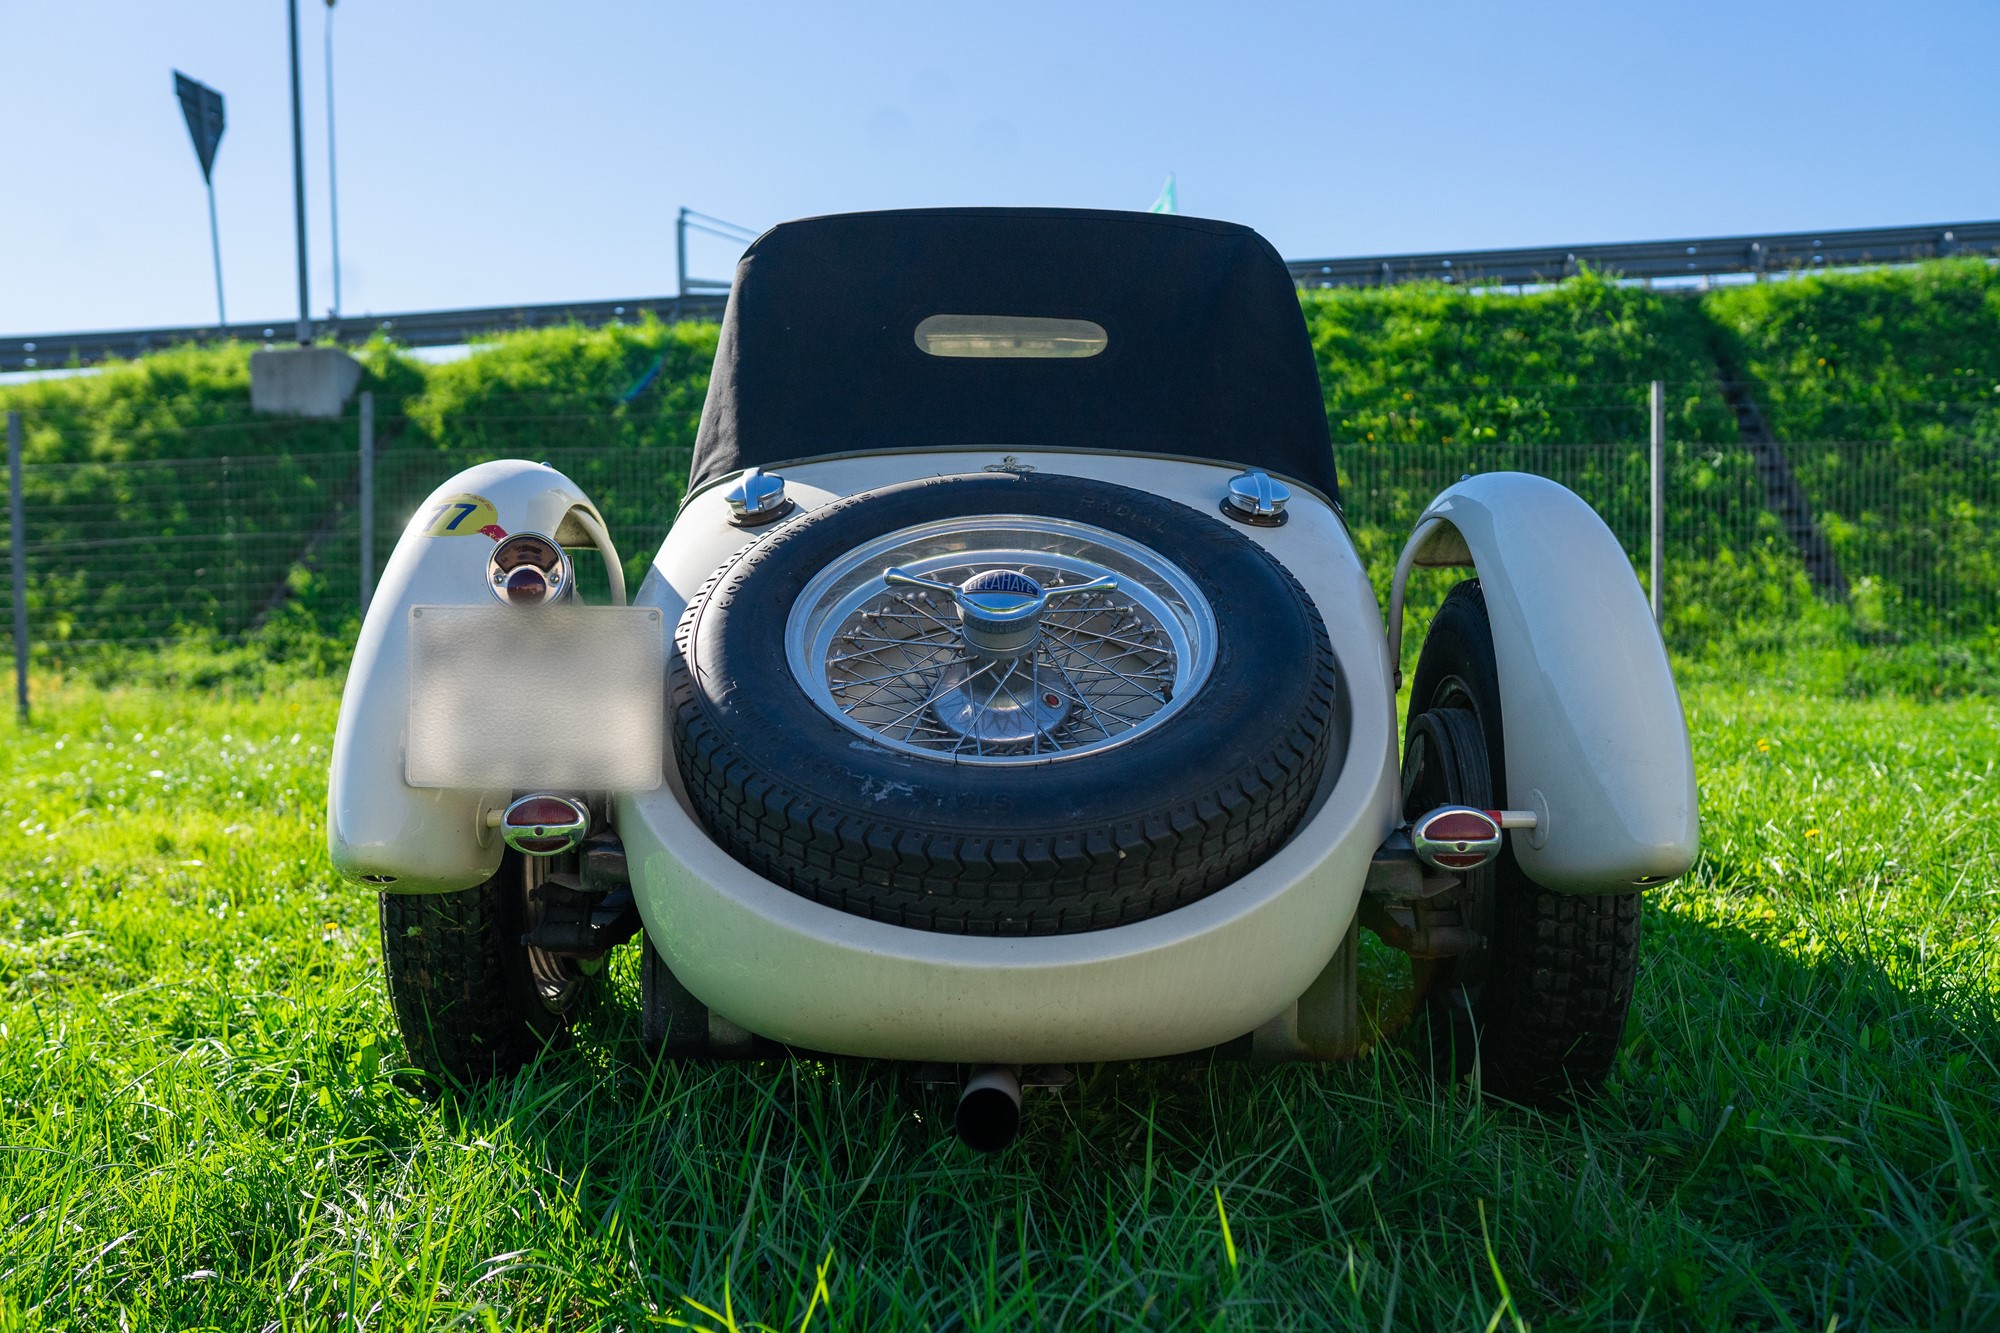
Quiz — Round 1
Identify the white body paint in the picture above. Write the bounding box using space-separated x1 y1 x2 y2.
614 450 1401 1061
331 452 1695 1059
327 460 631 892
1389 472 1700 891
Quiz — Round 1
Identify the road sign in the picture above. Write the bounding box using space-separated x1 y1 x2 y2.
173 72 225 183
173 71 228 325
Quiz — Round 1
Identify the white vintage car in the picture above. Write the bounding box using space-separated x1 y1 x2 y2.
329 209 1698 1149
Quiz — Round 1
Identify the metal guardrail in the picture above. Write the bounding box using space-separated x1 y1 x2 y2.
1 293 728 373
5 219 1997 371
1285 220 2000 289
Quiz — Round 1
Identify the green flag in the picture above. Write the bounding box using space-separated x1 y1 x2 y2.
1148 173 1177 214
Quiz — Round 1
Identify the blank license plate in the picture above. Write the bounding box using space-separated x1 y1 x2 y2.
405 604 666 791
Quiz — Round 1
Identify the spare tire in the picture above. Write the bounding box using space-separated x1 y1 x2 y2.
669 471 1342 936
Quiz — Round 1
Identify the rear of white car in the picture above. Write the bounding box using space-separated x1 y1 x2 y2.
327 207 1698 1146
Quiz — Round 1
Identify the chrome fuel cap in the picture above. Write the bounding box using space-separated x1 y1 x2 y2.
1223 469 1290 525
724 467 792 525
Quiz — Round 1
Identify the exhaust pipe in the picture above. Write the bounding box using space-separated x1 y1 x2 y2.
954 1066 1022 1153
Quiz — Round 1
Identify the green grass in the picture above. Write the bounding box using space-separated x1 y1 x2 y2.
2 658 1995 1330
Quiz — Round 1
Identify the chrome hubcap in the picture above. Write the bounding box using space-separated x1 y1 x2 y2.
931 656 1073 747
786 516 1216 764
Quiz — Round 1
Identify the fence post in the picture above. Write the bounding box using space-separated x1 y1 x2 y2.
1649 380 1665 626
358 389 376 616
7 411 27 724
676 207 688 300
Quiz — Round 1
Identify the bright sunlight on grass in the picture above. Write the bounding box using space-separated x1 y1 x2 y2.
1 666 1995 1328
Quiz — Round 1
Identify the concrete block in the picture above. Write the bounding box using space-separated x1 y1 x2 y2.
250 346 364 418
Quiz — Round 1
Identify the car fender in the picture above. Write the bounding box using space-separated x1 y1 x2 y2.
1388 472 1698 893
327 459 620 892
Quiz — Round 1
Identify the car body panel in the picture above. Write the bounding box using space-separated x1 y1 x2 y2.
327 459 631 892
1389 471 1700 891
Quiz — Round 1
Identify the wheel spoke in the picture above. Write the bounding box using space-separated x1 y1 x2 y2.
1043 632 1170 703
1044 651 1124 739
877 658 998 734
1038 621 1163 654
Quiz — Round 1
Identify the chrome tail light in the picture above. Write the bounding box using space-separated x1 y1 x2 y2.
488 532 573 607
1410 805 1522 872
499 793 591 856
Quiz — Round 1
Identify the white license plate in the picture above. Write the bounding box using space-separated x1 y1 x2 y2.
405 604 666 791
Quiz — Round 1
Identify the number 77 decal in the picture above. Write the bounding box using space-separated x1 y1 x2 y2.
421 494 501 538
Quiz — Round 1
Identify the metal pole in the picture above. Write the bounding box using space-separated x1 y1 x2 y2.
324 0 341 318
1649 380 1665 626
288 0 313 344
677 208 688 300
205 179 227 326
358 390 375 615
8 412 27 725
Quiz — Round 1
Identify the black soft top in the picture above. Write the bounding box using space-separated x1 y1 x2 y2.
687 208 1338 502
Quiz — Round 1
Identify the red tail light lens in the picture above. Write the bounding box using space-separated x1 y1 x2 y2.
1411 805 1504 872
500 793 590 856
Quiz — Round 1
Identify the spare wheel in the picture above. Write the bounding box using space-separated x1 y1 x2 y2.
669 471 1344 936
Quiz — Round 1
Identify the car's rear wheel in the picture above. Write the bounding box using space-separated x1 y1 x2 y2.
640 932 709 1057
1402 578 1641 1105
378 850 592 1084
670 471 1344 937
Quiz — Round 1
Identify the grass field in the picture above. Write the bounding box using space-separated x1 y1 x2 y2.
2 661 1996 1331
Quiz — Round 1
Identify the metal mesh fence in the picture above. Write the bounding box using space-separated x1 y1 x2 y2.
3 400 1995 671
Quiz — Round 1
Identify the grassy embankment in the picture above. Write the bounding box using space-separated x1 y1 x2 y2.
0 669 1994 1329
0 323 713 646
7 260 1996 690
1305 259 2000 693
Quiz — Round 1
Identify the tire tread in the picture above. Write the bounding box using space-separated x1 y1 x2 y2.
377 862 581 1083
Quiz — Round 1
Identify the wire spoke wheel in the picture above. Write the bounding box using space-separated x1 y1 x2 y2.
521 856 589 1011
786 516 1217 764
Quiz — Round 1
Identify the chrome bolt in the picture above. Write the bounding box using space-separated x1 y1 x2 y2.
1223 469 1290 525
724 467 792 525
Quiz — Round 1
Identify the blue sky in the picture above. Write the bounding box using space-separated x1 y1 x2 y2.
4 0 1997 336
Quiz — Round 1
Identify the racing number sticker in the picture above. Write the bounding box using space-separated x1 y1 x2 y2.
422 494 501 538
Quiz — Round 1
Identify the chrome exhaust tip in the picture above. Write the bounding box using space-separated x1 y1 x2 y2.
953 1066 1022 1153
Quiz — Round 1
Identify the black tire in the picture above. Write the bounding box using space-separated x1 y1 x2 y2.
378 850 592 1084
1403 579 1641 1105
640 932 709 1058
671 471 1343 937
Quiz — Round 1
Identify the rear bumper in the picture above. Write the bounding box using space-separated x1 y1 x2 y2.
617 738 1395 1063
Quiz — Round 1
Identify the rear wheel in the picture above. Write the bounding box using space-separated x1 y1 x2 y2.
379 850 592 1083
640 932 708 1058
1402 579 1641 1105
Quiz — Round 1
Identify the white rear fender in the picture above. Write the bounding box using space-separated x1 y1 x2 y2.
328 459 638 892
1388 472 1699 893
